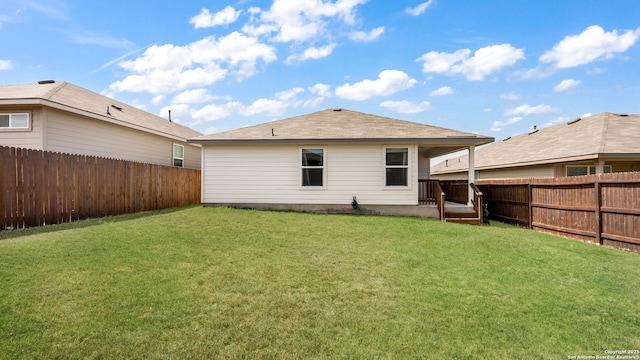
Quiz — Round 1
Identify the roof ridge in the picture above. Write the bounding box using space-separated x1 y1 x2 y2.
40 81 67 99
598 112 610 153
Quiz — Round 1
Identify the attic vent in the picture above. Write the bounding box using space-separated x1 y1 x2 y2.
567 117 581 124
528 126 538 135
502 136 511 141
618 113 629 117
110 105 123 112
37 80 55 84
332 108 342 111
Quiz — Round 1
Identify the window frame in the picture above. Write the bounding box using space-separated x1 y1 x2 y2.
173 143 184 168
0 112 31 131
566 164 612 176
300 147 326 189
384 146 410 188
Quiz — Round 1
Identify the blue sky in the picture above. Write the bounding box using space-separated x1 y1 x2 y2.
2 0 640 138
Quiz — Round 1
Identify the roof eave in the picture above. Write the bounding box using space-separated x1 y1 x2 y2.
1 98 199 143
188 136 494 145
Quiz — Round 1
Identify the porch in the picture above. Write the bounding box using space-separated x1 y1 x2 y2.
418 179 485 225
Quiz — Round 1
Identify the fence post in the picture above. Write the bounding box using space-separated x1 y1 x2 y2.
528 183 533 229
595 177 602 245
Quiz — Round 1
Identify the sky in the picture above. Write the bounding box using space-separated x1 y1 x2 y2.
1 0 640 139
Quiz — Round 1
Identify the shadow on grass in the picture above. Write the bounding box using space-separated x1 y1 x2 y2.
0 205 199 240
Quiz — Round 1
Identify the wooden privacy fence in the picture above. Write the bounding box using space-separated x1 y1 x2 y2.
477 172 640 253
1 146 201 230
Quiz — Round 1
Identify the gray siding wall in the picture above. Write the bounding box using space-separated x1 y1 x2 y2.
44 108 200 168
0 106 44 149
202 143 419 206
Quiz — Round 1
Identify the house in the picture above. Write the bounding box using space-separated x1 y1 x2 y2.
0 81 202 168
431 112 640 180
188 108 494 218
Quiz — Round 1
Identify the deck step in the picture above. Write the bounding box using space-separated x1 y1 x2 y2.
445 217 482 225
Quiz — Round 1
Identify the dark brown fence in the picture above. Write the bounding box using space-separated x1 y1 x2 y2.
1 146 201 230
477 172 640 253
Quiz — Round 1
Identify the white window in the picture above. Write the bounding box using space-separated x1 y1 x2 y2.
301 148 324 187
0 113 29 129
566 165 612 176
173 144 184 167
385 147 409 186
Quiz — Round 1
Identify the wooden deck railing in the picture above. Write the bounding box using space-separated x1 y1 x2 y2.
418 179 445 220
470 183 484 225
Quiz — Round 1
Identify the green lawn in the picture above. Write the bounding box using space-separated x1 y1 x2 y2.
1 207 639 359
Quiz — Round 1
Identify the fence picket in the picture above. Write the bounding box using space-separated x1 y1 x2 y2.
0 146 201 231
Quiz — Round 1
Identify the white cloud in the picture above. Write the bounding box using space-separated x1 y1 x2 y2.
0 60 12 70
308 83 332 97
417 44 525 80
539 116 569 129
190 6 242 28
500 92 520 101
67 31 134 49
110 32 276 94
405 0 435 16
335 70 417 101
286 43 337 63
380 100 431 114
191 102 243 122
491 116 523 132
429 86 453 96
553 79 582 92
504 104 558 116
172 89 217 104
540 25 640 69
151 95 165 105
348 26 385 42
243 0 367 43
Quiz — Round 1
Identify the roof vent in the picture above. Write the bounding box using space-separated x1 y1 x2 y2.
110 104 123 112
502 136 511 141
37 80 55 84
567 117 581 124
618 113 629 117
528 125 538 135
332 108 342 111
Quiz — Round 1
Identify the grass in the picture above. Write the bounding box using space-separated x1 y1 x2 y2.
0 206 639 359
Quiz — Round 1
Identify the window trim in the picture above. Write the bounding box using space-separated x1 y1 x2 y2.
173 143 184 168
300 147 326 189
566 164 612 176
384 146 410 188
0 112 31 131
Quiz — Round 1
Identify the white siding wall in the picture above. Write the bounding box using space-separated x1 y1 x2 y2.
0 107 44 149
202 143 419 205
44 108 200 168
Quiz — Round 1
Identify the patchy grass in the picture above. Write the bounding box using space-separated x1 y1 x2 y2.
0 206 638 359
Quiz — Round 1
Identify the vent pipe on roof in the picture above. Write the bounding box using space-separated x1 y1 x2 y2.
106 106 111 116
37 80 55 84
168 110 172 122
111 104 122 112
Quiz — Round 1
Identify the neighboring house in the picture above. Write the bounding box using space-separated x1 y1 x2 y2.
0 81 202 168
188 108 493 217
431 112 640 180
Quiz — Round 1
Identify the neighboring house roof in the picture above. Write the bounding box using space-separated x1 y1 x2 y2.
189 108 493 153
431 112 640 174
0 81 202 141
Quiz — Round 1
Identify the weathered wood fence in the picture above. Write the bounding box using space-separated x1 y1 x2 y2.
1 146 201 230
476 172 640 253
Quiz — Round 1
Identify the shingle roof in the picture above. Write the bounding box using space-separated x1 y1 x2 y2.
431 112 640 174
189 108 494 145
0 81 202 140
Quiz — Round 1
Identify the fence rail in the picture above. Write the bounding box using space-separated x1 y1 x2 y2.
1 146 201 230
477 172 640 254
